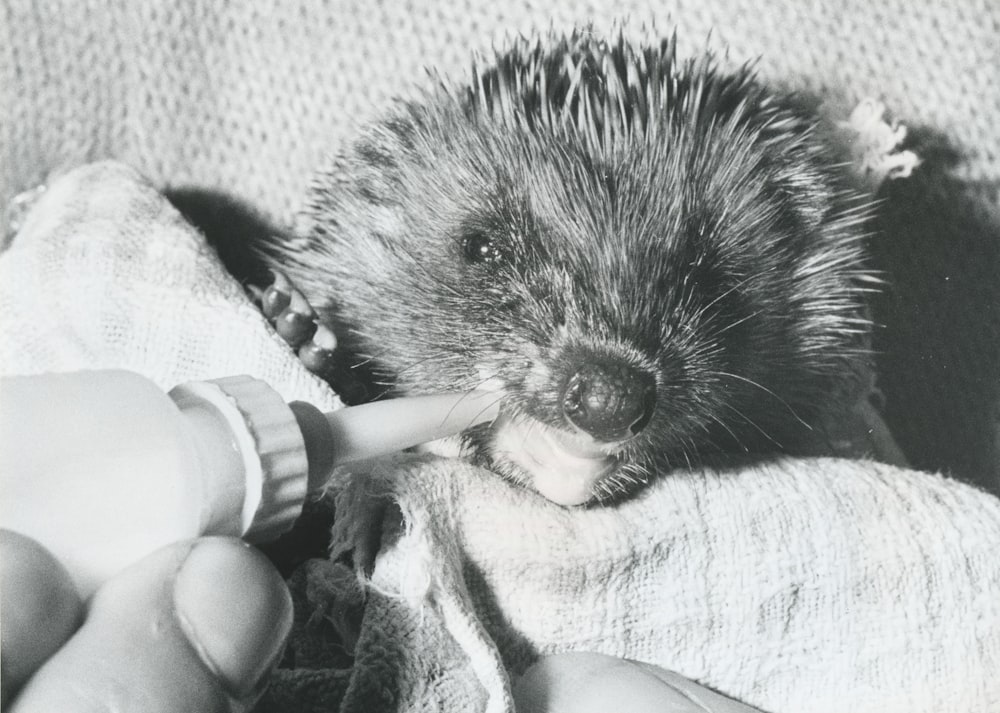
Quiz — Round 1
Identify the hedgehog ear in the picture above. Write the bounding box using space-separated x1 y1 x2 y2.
765 147 837 232
354 123 410 174
357 110 422 164
347 114 421 204
752 92 855 232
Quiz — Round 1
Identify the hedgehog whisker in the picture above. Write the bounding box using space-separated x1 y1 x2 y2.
690 269 775 323
708 309 761 337
709 370 812 431
355 349 457 383
445 385 507 430
718 401 783 449
680 448 694 471
392 351 460 378
702 412 750 454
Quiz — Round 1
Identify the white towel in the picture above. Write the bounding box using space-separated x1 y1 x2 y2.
339 455 1000 712
0 161 340 411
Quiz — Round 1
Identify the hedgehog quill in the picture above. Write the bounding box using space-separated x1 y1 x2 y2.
259 31 878 506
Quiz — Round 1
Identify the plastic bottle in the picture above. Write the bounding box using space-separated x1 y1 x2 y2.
0 369 500 596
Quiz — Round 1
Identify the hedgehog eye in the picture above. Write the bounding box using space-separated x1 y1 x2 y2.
463 231 501 264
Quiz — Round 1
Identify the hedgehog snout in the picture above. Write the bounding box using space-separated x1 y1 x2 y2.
560 358 657 442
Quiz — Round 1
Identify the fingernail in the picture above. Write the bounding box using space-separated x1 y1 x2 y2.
261 284 291 319
270 269 292 292
275 289 318 346
298 324 338 374
298 341 336 374
173 539 293 700
262 270 295 318
245 283 265 306
287 288 316 319
276 310 317 346
312 323 337 351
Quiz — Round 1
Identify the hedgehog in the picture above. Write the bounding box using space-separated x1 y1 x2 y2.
257 30 876 506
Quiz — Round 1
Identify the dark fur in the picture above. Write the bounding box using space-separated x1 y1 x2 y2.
260 31 875 501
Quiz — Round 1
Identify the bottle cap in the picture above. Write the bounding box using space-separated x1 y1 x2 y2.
170 376 309 542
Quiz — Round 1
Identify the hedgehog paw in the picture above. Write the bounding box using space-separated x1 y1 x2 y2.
253 268 338 370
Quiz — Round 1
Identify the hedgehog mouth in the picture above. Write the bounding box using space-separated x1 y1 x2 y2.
488 412 622 506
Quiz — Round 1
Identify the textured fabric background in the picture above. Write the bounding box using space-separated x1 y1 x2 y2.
2 0 998 226
1 1 998 484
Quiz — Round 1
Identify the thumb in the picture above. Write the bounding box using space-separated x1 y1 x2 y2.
8 537 292 713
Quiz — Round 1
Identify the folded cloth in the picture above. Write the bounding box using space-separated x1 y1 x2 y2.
306 455 1000 713
0 160 341 409
3 162 998 713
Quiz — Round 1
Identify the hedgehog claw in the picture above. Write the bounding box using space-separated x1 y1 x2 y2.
261 283 292 319
298 337 337 374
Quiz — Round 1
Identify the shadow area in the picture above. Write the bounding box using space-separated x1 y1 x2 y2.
165 186 284 286
869 128 1000 494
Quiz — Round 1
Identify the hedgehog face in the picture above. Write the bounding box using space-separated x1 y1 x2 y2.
276 33 873 505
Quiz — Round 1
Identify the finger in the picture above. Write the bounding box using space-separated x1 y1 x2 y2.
0 530 84 705
513 652 763 713
8 538 292 713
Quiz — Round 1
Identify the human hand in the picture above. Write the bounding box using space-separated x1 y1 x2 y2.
514 652 765 713
1 530 292 713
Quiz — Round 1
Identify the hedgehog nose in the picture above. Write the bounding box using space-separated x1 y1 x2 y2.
561 361 657 442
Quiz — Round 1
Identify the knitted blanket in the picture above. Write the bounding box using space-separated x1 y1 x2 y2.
3 161 998 713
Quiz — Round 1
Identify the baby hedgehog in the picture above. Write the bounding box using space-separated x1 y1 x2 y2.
261 31 875 506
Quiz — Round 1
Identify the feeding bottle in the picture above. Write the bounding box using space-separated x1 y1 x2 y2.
0 369 499 596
